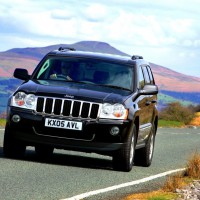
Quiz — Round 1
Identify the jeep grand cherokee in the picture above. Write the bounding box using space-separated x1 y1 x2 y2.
3 47 158 172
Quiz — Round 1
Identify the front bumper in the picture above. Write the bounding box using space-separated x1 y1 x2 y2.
7 107 131 153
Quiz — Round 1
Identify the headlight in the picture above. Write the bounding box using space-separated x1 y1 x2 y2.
113 104 126 117
102 103 114 115
100 103 128 119
25 94 36 108
11 92 36 110
14 92 26 106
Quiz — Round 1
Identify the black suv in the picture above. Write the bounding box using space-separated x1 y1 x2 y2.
3 47 158 172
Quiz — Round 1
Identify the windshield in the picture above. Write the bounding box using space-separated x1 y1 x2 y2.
33 57 134 90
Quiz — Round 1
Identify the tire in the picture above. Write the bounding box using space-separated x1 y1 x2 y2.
3 126 26 158
35 145 54 158
113 124 136 172
134 124 156 167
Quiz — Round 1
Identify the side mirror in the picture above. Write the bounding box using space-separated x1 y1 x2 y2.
140 85 158 95
14 68 30 80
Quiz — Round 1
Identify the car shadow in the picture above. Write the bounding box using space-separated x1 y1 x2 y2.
0 146 114 171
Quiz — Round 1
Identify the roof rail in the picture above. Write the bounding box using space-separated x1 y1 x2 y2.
58 47 76 51
131 55 143 60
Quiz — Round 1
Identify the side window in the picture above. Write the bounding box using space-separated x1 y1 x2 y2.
138 67 145 89
146 66 154 84
142 66 151 84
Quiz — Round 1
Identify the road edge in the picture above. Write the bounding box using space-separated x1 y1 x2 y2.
63 168 186 200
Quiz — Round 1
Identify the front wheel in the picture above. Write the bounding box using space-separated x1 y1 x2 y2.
3 126 26 158
134 124 156 167
113 125 136 172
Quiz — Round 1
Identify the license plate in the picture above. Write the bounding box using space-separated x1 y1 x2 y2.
45 118 82 131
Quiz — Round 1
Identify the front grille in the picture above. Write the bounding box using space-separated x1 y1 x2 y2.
35 97 101 119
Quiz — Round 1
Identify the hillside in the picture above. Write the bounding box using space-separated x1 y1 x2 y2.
5 41 128 60
158 92 199 110
0 41 200 92
0 41 200 115
150 63 200 92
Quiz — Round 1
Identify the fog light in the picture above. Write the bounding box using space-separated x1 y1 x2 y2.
110 126 120 136
12 115 21 123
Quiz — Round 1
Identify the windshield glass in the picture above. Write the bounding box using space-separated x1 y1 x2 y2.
33 57 134 90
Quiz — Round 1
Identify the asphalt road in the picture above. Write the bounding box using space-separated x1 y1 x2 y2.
0 127 200 200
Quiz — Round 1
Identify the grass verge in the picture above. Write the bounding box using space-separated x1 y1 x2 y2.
123 152 200 200
124 190 178 200
0 118 6 127
158 120 185 128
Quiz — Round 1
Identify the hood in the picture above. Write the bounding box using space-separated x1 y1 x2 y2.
16 80 131 104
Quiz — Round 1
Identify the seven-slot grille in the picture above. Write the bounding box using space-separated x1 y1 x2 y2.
36 97 101 119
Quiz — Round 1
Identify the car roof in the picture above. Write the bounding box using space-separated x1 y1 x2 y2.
47 48 146 65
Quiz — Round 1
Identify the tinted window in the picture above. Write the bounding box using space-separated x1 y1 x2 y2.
142 66 151 84
33 57 134 90
146 66 154 84
138 67 145 89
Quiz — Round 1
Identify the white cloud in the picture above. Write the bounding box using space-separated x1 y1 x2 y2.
194 40 200 47
51 9 74 20
1 0 199 50
84 3 108 21
0 0 200 76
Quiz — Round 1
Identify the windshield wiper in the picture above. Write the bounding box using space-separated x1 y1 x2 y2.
65 80 131 91
65 80 94 85
96 84 132 91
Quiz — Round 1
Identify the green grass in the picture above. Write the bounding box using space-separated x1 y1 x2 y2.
158 120 185 127
0 118 6 127
148 193 177 200
125 191 178 200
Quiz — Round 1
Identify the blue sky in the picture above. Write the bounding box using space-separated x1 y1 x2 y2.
0 0 200 77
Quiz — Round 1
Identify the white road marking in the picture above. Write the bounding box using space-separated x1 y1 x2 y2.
62 168 186 200
159 132 200 135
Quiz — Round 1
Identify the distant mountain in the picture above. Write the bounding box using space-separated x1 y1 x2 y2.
3 41 128 60
150 63 200 92
0 41 200 92
0 41 200 115
0 41 128 77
